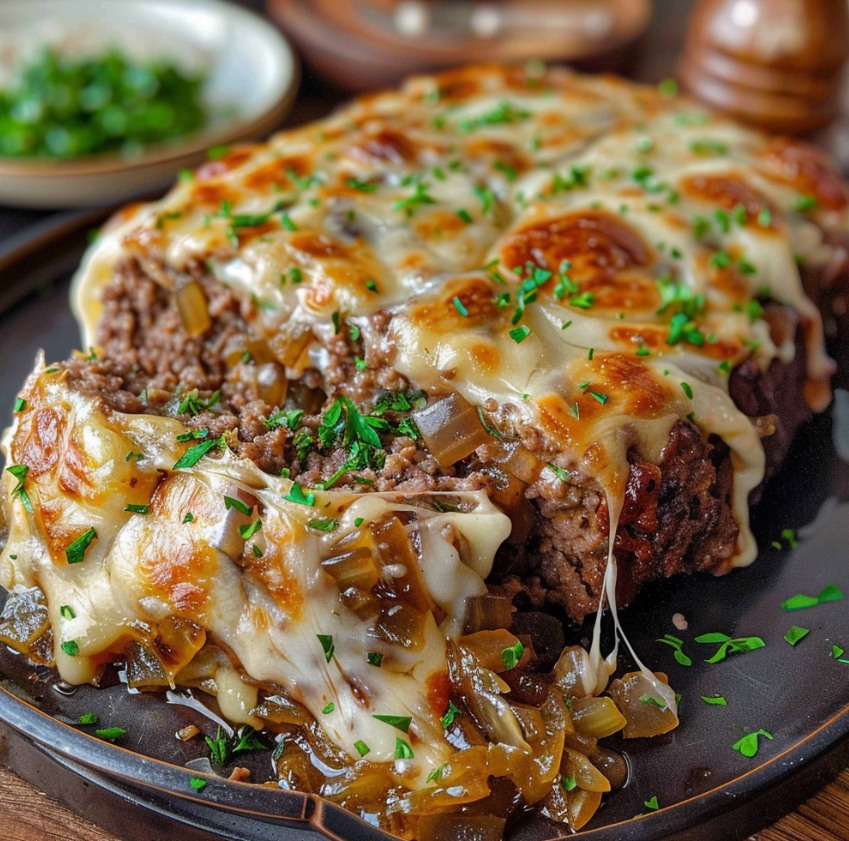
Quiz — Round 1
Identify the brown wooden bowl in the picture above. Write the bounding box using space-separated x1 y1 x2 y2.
266 0 651 91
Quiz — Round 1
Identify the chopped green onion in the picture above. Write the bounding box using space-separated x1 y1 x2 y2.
373 714 412 733
317 634 334 662
65 528 97 565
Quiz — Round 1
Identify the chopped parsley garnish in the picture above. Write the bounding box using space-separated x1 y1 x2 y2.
394 180 436 216
561 775 577 792
457 208 473 225
569 291 595 309
284 482 316 507
547 463 572 483
183 512 195 523
589 391 609 405
263 408 303 431
657 633 692 666
501 640 524 670
65 528 97 565
643 796 660 811
176 428 209 443
784 626 810 646
239 519 262 540
509 325 531 343
732 728 773 758
365 279 378 293
394 738 414 760
690 138 729 156
308 517 337 532
189 778 207 791
772 527 798 550
224 496 253 516
452 296 469 317
13 397 26 412
173 435 226 470
781 584 844 611
426 764 447 783
59 604 76 619
317 634 335 662
124 504 150 514
345 177 377 192
95 727 127 742
700 695 728 706
6 464 33 513
474 185 495 215
177 388 220 416
441 700 462 729
457 99 531 133
280 212 297 232
367 651 383 667
373 714 412 733
354 740 371 757
658 78 678 97
322 702 335 715
758 208 773 227
680 381 694 399
61 640 79 656
694 632 765 663
205 728 229 765
793 194 819 213
78 712 98 725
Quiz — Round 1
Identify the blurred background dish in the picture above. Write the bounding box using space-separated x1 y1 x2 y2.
0 0 298 209
266 0 651 91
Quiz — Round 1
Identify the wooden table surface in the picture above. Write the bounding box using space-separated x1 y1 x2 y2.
0 2 848 840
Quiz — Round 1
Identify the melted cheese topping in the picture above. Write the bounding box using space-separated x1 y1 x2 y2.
74 65 844 572
1 367 510 775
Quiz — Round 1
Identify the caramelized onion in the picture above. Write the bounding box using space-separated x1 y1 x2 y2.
561 747 611 793
0 586 51 656
553 645 595 699
459 629 524 673
412 393 490 466
569 697 627 739
447 642 529 750
462 592 515 634
270 323 315 368
606 671 679 738
567 788 603 831
321 546 380 591
175 281 211 337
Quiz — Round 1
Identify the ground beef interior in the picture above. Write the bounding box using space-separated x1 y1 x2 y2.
74 262 815 625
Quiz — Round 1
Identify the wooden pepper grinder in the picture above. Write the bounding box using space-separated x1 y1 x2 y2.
678 0 849 134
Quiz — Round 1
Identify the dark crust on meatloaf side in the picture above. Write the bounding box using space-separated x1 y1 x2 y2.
70 259 816 624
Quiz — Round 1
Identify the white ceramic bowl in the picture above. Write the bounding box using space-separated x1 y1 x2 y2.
0 0 299 208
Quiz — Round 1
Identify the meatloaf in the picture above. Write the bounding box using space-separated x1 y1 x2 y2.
67 64 845 621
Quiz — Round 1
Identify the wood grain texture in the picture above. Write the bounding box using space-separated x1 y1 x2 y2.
1 765 848 841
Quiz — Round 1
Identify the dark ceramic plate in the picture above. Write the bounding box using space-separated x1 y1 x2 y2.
0 212 848 841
